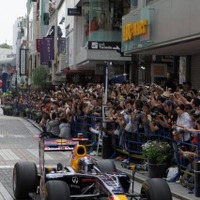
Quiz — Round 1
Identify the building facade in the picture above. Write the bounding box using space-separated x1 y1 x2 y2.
25 0 132 85
122 0 200 89
11 0 200 90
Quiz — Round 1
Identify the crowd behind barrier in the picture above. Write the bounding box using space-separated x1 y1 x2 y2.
1 81 200 187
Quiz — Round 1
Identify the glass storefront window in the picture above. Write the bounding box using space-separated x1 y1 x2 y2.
82 0 128 46
146 0 156 4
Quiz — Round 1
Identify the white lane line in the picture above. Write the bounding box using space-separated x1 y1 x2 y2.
0 166 13 169
13 135 25 138
0 135 25 138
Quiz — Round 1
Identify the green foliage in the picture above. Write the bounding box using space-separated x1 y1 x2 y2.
31 66 49 87
0 43 12 49
142 140 172 164
2 91 12 97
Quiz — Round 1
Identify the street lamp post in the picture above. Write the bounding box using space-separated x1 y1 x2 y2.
102 62 108 129
104 62 109 105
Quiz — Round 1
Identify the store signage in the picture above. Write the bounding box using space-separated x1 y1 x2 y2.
40 37 54 65
68 7 82 16
122 19 148 42
88 41 121 50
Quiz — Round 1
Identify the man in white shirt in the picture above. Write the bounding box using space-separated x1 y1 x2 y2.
173 104 194 142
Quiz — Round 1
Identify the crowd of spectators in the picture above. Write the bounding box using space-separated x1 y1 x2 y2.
1 79 200 165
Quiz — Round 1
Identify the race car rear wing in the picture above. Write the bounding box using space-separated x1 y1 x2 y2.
39 138 88 152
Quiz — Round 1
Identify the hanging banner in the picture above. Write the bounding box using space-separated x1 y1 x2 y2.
2 73 8 93
58 37 66 54
19 48 28 75
40 37 54 65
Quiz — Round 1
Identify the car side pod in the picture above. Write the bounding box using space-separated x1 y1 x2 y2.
70 144 87 172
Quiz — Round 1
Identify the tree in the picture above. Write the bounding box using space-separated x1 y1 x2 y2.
0 43 12 49
31 66 49 87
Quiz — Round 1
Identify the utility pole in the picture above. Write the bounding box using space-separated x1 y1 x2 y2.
102 61 109 125
52 9 58 84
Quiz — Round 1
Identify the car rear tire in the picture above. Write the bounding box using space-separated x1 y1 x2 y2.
45 180 71 200
13 161 38 199
140 178 172 200
95 159 117 173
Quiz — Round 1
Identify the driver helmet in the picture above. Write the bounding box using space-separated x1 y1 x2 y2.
78 156 94 173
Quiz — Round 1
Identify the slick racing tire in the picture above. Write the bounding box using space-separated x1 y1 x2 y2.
45 180 71 200
13 162 38 199
95 159 117 173
140 178 172 200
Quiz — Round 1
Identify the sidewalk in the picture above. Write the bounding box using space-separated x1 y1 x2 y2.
27 118 200 200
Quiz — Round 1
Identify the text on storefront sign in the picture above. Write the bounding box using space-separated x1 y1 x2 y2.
122 19 148 42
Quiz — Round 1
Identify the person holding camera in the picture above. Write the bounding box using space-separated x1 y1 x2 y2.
159 100 178 135
140 102 157 140
172 104 194 148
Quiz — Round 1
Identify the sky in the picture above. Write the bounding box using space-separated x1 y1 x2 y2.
0 0 27 46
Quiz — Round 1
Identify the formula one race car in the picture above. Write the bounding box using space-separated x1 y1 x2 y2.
12 138 172 200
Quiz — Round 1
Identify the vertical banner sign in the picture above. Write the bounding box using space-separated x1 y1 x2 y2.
40 39 45 65
40 37 54 65
19 48 27 75
2 72 8 93
58 37 66 54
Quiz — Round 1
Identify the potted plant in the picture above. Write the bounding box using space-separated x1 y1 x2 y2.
142 140 172 178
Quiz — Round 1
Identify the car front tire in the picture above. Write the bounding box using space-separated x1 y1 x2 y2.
140 178 172 200
45 180 71 200
13 162 38 199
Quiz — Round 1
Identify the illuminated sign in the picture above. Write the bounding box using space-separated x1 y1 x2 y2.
122 19 148 42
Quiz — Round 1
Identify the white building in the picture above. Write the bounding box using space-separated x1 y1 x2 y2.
26 0 131 85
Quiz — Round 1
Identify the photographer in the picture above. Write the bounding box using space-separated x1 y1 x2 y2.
159 100 178 136
140 102 157 139
172 104 194 148
123 99 144 152
147 109 162 133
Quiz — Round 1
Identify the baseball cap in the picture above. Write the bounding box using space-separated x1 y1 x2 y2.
162 100 173 107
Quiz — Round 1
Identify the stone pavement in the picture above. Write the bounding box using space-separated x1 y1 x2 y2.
0 116 41 199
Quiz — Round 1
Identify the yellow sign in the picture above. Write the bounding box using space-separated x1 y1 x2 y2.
122 19 148 42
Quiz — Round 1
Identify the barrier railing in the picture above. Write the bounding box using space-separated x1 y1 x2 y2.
6 107 197 173
71 116 199 173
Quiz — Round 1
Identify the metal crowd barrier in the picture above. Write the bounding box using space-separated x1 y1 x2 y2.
72 116 199 172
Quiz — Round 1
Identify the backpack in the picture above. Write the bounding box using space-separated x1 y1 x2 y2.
166 166 180 182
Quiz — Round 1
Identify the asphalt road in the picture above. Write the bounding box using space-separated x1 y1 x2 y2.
0 115 181 199
0 116 75 199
